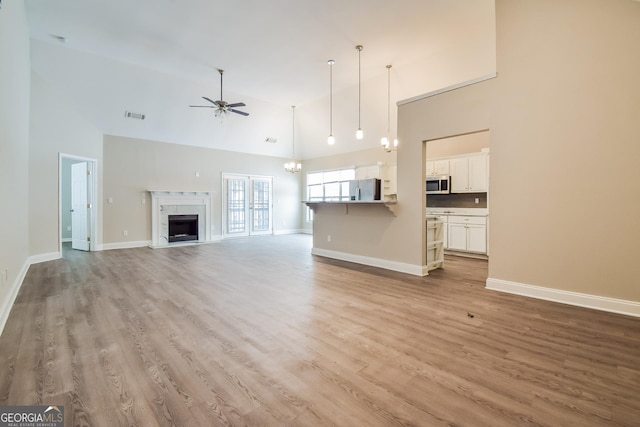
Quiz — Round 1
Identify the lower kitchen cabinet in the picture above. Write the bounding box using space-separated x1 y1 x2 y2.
447 216 487 254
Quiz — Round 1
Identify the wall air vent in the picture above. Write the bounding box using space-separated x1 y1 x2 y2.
125 111 146 120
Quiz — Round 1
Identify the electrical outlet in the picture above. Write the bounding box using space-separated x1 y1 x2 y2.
108 197 113 204
123 230 128 236
327 235 331 242
475 198 480 204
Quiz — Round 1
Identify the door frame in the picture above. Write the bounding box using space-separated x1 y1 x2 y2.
221 172 273 238
59 153 98 253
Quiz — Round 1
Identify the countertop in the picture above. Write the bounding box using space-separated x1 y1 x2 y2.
426 207 488 216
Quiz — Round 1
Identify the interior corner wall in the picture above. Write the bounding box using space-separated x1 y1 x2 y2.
490 0 640 302
28 72 104 257
0 1 30 331
102 135 302 245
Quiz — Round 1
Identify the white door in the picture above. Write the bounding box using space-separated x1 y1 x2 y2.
250 177 273 235
71 162 90 251
223 174 273 237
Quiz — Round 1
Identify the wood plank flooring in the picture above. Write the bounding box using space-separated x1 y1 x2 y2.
1 234 639 426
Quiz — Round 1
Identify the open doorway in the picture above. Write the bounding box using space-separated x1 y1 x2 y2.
59 154 97 253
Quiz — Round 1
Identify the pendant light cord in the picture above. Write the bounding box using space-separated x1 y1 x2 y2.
291 106 295 159
329 60 334 135
386 64 392 134
357 46 362 130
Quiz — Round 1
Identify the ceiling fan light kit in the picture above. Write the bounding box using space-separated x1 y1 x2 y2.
189 69 249 118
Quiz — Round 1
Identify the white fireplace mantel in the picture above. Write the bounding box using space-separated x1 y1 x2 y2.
149 191 214 247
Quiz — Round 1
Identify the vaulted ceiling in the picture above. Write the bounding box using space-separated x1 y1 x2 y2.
25 0 496 159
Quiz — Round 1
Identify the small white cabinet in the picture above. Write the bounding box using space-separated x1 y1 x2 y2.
355 165 380 179
426 159 450 176
450 153 488 193
447 215 487 254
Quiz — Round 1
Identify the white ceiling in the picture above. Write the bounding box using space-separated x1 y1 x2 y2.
24 0 496 159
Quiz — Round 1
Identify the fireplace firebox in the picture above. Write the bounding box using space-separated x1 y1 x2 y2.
168 214 199 243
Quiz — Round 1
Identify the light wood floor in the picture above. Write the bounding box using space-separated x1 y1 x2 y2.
1 235 639 426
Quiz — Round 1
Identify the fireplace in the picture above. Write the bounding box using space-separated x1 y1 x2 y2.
149 191 213 248
168 215 199 243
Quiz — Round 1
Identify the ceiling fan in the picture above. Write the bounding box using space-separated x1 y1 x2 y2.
190 69 249 117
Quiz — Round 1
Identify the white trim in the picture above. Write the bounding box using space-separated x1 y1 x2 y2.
0 259 30 336
486 278 640 318
61 238 72 243
311 247 427 276
29 252 61 264
59 153 99 253
398 73 497 106
101 241 152 251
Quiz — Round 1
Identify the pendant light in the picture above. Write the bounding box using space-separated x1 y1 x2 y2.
355 45 364 140
284 106 302 173
381 64 399 152
327 60 336 145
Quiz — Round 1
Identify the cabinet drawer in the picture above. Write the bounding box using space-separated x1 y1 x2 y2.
447 215 486 225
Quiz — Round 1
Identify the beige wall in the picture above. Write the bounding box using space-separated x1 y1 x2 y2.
0 1 31 328
426 130 490 160
314 0 640 305
310 79 493 272
29 72 104 256
489 0 640 301
103 135 303 244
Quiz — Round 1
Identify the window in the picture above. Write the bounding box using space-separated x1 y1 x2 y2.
306 168 355 221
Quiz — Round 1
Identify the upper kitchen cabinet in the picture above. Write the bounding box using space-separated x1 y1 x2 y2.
426 159 450 176
450 152 488 193
355 165 381 179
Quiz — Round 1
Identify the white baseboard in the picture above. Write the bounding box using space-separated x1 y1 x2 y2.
29 252 61 264
0 259 30 336
486 277 640 318
311 247 427 276
0 251 62 336
101 240 152 251
61 237 72 243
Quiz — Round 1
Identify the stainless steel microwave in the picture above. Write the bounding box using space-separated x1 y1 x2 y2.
426 175 450 194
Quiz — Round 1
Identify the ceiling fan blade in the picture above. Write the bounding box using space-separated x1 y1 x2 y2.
189 105 216 108
202 96 219 105
227 102 246 108
230 109 249 116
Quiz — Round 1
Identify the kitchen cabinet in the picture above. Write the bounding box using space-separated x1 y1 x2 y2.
450 153 488 193
381 164 397 199
426 216 444 271
447 215 487 254
355 165 380 179
426 159 450 176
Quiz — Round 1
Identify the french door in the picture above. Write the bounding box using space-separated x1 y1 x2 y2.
222 174 273 237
